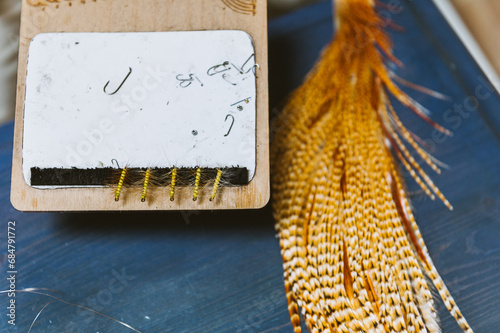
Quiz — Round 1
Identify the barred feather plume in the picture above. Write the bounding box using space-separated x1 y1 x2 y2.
271 0 474 332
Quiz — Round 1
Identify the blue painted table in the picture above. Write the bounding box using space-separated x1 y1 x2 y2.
1 1 499 332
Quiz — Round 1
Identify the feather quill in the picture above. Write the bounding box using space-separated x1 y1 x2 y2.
271 0 474 332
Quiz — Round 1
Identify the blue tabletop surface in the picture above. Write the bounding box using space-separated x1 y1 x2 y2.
1 0 500 332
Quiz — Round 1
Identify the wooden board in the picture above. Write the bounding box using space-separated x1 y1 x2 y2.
10 0 269 212
451 0 500 76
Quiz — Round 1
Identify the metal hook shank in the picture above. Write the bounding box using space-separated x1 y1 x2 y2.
224 114 235 137
111 159 121 169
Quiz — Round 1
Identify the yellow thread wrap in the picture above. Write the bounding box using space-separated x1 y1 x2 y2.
210 170 223 201
141 169 151 202
193 168 201 201
170 168 177 201
115 168 127 202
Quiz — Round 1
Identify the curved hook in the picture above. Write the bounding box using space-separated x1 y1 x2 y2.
207 61 231 76
232 54 256 74
111 159 121 169
104 67 132 95
222 73 237 86
176 74 194 88
224 114 235 137
251 63 260 77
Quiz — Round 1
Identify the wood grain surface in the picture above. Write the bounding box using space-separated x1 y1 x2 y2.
11 0 270 212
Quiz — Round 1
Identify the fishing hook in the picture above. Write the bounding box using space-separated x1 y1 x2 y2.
207 61 231 76
104 67 132 95
232 54 257 74
224 114 235 137
222 73 237 86
111 159 121 169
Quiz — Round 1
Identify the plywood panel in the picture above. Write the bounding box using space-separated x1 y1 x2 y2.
11 0 269 211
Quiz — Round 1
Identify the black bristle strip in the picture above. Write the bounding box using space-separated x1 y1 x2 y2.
30 167 249 187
